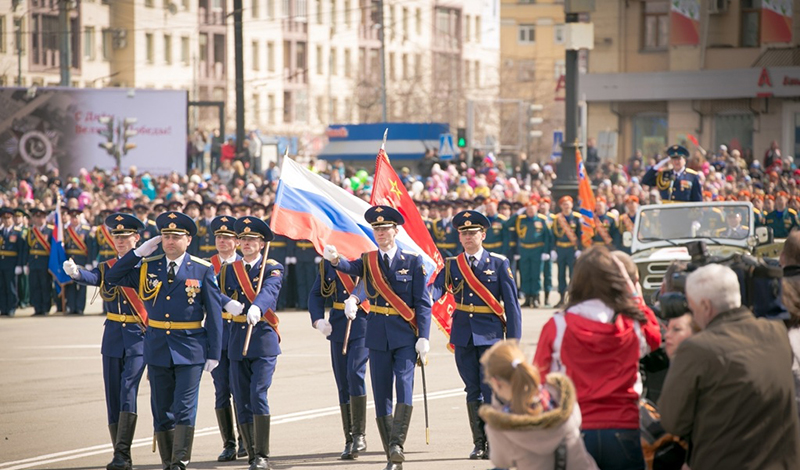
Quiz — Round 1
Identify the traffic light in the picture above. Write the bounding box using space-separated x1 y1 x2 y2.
528 104 543 140
121 118 138 155
97 116 115 155
457 127 466 148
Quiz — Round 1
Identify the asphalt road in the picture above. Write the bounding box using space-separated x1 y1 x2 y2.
0 289 555 470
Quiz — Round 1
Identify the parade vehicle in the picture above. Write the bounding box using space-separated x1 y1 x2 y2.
621 201 783 301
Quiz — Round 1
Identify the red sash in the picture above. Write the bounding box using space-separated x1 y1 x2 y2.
210 255 222 276
556 214 579 246
365 251 418 334
455 254 506 326
593 215 613 244
336 271 371 313
232 260 281 341
66 226 88 255
32 227 50 252
99 225 116 253
621 214 634 233
106 258 148 325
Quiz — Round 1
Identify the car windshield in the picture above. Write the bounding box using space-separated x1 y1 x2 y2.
637 205 751 241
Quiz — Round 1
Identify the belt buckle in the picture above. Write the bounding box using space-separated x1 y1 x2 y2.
469 304 475 313
164 321 171 330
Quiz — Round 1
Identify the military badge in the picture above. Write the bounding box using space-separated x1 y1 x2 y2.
270 270 281 277
507 267 513 279
185 279 201 304
9 235 16 243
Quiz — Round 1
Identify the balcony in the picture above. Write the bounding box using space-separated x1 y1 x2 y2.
283 19 308 36
198 60 226 82
199 7 226 27
359 24 379 42
283 67 308 85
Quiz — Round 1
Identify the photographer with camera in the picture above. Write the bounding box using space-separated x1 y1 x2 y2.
659 264 800 470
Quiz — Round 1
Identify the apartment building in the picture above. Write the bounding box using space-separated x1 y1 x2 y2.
583 0 800 163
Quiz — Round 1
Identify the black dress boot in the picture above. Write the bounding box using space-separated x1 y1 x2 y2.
388 404 413 464
339 403 354 459
155 430 174 470
466 402 487 460
250 415 270 470
554 293 565 308
350 395 367 457
375 416 401 470
107 412 137 470
215 406 237 462
239 422 256 465
170 425 194 470
108 423 118 447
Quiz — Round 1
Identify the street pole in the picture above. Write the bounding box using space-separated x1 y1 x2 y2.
233 0 245 154
59 0 72 87
378 0 387 122
15 18 22 86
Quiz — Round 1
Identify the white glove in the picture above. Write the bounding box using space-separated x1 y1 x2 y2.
85 264 92 270
654 157 670 171
415 338 430 362
315 318 333 337
344 295 358 320
134 235 162 257
284 257 291 265
550 250 558 262
23 266 29 275
203 359 219 372
513 254 521 261
246 305 261 326
224 299 245 316
575 250 582 259
92 260 99 268
541 252 550 261
63 259 79 278
323 244 339 262
14 266 22 275
314 256 322 264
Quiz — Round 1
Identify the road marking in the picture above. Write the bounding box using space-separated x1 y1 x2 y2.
0 388 465 470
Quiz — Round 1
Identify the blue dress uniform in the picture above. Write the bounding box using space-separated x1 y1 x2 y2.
70 213 147 470
540 208 556 303
309 260 369 460
27 212 53 315
294 240 318 311
765 208 798 238
513 205 553 308
592 212 618 248
190 216 217 259
431 214 460 259
264 214 293 310
431 210 522 460
91 209 118 265
641 145 702 202
15 209 30 309
223 216 284 470
63 210 91 314
552 200 583 307
482 213 507 254
105 211 222 470
333 205 431 470
0 208 25 316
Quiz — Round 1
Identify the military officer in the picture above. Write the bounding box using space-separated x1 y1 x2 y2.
308 258 370 460
134 204 160 243
591 197 618 248
264 204 293 310
432 201 460 259
105 212 222 470
431 210 521 460
615 195 639 254
184 200 202 221
234 202 251 218
27 208 53 315
223 216 284 470
206 215 246 462
92 209 120 266
293 239 317 311
641 145 702 202
552 196 583 308
538 198 555 306
481 198 506 255
513 195 553 308
218 201 234 217
765 191 798 238
752 195 766 227
14 208 30 309
0 207 25 316
324 205 432 470
716 208 749 239
190 200 218 259
63 208 92 314
63 213 147 470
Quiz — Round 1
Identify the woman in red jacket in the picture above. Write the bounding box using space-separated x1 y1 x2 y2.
534 246 661 470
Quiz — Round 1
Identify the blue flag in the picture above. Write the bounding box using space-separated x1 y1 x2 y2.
48 203 72 294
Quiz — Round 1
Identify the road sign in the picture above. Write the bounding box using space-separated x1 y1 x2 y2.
439 133 456 160
551 130 564 160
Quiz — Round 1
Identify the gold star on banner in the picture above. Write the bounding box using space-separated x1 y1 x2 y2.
389 180 403 200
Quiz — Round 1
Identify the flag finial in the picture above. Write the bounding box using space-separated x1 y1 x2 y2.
381 128 388 150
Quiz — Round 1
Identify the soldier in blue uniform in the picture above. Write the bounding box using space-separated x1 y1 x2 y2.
641 145 702 202
512 195 553 308
63 213 147 470
14 208 30 309
63 208 92 314
105 211 222 470
552 196 583 308
591 197 618 248
134 204 161 242
0 207 25 316
91 209 118 266
431 210 521 460
538 198 556 305
481 198 507 255
264 204 293 310
190 200 218 259
765 191 798 238
184 200 202 222
432 201 460 259
218 201 234 217
324 205 432 470
27 209 53 315
293 239 318 311
205 215 246 462
223 216 284 470
309 257 370 460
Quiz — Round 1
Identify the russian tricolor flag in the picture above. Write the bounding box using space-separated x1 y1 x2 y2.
271 157 437 281
48 199 72 294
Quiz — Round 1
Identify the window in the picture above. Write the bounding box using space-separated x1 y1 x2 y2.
741 0 760 47
402 7 409 39
344 97 352 122
296 41 307 69
330 0 336 32
267 0 274 18
475 16 481 42
632 113 668 158
388 6 395 41
146 33 154 64
474 61 480 86
267 94 275 124
253 93 261 124
518 24 535 44
182 0 189 10
344 48 351 77
415 53 421 78
643 0 669 50
554 59 565 79
464 59 470 85
317 95 324 122
181 36 189 65
331 98 338 121
164 34 172 64
14 18 24 54
316 45 323 74
465 15 471 42
0 16 6 53
84 27 95 59
330 48 337 75
145 0 154 7
316 0 323 23
102 29 112 60
199 33 208 62
416 8 421 35
252 0 259 18
345 0 351 26
518 60 535 82
388 52 395 80
402 53 408 79
252 40 259 70
283 91 292 122
267 41 275 71
554 24 565 44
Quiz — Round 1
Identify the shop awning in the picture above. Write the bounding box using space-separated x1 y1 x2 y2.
317 122 449 161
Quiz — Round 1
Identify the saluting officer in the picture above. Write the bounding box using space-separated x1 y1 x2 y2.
323 205 432 470
63 213 147 470
190 200 218 259
0 207 25 316
431 210 521 460
552 196 583 308
309 257 370 460
513 195 553 308
105 212 222 470
206 215 246 462
223 216 284 470
766 191 798 238
27 208 53 315
641 145 702 202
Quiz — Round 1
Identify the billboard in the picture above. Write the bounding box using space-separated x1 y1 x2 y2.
0 87 187 176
